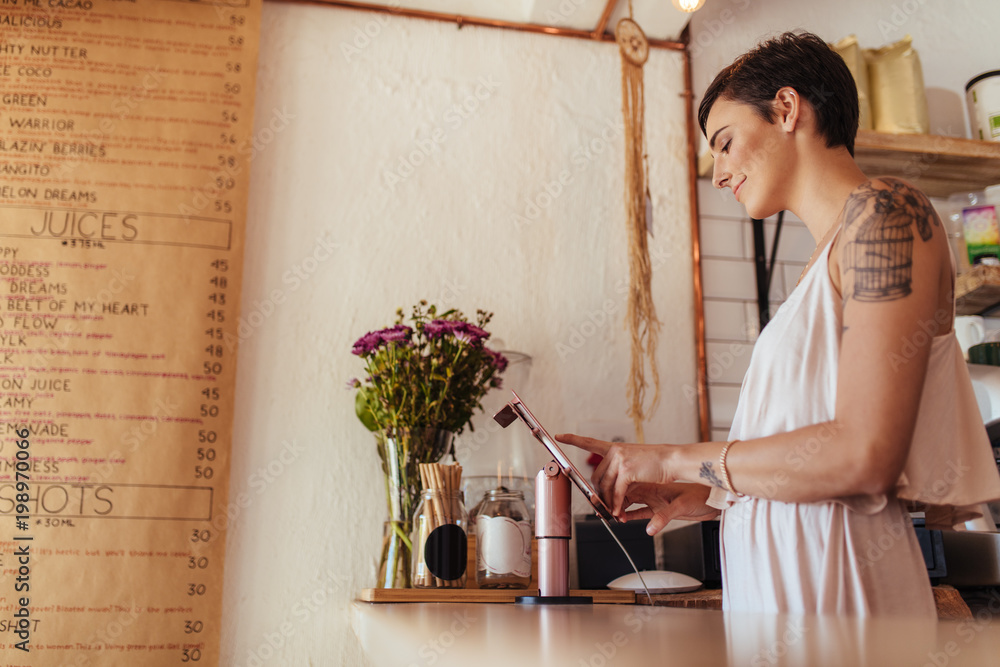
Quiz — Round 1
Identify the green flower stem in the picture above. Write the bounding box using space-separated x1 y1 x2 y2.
390 519 412 552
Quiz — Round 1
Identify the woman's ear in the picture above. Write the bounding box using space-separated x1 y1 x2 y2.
773 86 801 132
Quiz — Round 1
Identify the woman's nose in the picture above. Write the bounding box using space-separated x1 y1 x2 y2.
712 158 730 190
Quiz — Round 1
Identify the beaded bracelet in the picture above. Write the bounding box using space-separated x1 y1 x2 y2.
719 439 745 497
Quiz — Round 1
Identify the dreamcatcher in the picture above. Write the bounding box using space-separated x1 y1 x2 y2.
615 9 660 443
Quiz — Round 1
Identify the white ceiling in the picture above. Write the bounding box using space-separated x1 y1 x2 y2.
348 0 695 41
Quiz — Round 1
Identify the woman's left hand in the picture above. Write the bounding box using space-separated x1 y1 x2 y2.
555 433 677 519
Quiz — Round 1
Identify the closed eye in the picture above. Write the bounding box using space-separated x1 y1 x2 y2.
721 139 732 154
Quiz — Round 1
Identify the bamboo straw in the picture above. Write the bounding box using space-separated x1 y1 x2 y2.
417 464 442 587
443 463 455 588
426 463 447 587
415 465 428 587
432 465 447 523
438 464 452 587
451 463 463 588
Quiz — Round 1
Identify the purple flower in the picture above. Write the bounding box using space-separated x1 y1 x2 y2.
380 324 413 344
352 330 383 356
485 348 508 373
454 322 490 344
346 378 360 389
351 325 413 356
426 319 490 346
424 319 457 339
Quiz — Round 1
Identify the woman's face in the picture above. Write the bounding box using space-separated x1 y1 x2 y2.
705 96 790 219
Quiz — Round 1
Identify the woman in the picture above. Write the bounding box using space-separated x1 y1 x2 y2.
559 32 1000 617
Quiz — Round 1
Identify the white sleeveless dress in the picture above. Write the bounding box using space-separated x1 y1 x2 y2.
707 234 1000 617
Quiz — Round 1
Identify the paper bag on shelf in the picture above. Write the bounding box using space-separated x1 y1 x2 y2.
831 35 873 131
865 34 930 135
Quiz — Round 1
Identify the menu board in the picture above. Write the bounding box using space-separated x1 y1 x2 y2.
0 1 261 664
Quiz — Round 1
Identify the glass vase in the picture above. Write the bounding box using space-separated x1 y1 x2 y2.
375 520 411 588
374 427 453 588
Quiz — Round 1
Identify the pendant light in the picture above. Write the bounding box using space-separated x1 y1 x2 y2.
672 0 706 12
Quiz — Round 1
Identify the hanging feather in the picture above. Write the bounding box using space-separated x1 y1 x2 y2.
615 16 660 443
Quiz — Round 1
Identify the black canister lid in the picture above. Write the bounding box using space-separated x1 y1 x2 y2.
966 70 1000 91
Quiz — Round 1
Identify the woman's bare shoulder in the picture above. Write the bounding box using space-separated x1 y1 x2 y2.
833 176 948 304
839 177 938 233
834 177 945 248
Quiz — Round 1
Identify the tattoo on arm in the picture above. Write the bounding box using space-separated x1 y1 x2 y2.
699 461 725 489
842 179 940 303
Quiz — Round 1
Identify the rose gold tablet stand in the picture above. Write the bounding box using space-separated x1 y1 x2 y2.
514 462 593 605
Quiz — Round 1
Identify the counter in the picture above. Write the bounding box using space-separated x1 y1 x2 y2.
353 600 1000 666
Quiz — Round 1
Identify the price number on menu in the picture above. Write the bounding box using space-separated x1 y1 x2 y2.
183 530 212 662
224 13 247 102
180 547 211 662
196 259 228 485
181 647 202 662
181 620 205 662
203 261 227 375
216 11 247 231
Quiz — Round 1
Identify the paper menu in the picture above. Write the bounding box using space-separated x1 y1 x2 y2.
0 1 262 664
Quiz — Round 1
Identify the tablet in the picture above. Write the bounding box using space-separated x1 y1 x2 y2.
493 390 621 523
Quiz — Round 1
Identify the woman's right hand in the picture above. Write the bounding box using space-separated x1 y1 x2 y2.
622 483 719 535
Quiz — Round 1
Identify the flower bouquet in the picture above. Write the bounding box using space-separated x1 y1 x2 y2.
351 302 507 587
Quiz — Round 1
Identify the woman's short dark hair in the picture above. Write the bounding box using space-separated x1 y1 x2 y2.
697 31 860 156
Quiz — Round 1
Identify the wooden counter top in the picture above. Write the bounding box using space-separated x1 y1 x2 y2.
353 600 1000 666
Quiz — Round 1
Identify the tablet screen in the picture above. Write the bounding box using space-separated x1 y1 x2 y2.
493 391 620 523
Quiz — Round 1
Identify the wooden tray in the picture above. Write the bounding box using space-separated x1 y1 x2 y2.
358 588 636 604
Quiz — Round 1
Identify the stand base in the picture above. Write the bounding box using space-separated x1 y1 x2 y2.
515 595 594 605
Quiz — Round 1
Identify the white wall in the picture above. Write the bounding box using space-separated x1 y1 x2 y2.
221 3 695 664
689 0 1000 438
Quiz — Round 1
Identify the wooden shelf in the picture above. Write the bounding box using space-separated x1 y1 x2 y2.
956 264 1000 315
698 131 1000 198
855 130 1000 198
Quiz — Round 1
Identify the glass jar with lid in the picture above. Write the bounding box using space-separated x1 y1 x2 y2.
476 488 532 589
411 489 468 588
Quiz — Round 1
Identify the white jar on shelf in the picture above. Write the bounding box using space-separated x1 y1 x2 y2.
966 70 1000 142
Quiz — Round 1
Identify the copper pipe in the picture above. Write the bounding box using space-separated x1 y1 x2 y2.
681 25 711 441
278 0 685 51
592 0 619 39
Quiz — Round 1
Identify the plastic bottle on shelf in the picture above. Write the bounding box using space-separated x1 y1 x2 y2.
938 197 972 276
987 183 1000 208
